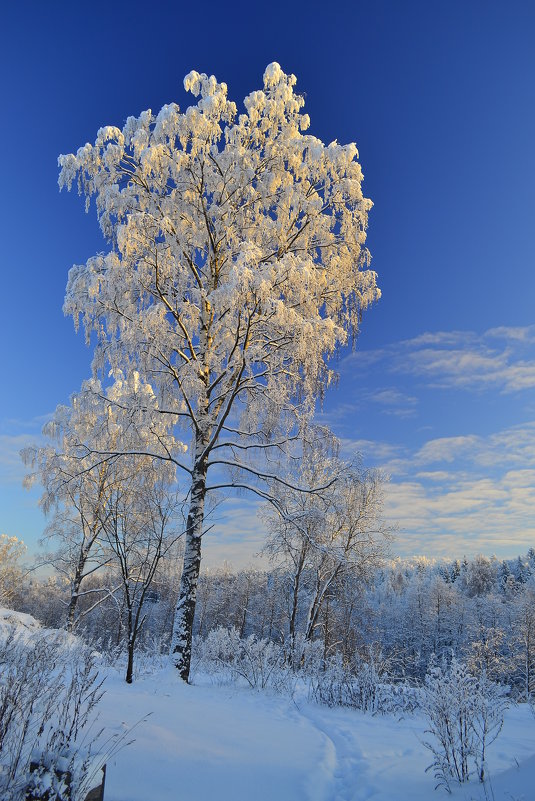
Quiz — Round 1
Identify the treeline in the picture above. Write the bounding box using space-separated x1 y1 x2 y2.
8 546 535 695
193 551 535 696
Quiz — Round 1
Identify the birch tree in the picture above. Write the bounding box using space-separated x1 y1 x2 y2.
22 383 179 632
58 62 380 680
0 535 26 608
263 451 391 654
101 467 182 683
22 401 114 631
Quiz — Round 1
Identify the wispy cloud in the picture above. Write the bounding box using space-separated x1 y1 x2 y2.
367 388 418 417
339 438 403 463
485 325 535 343
355 420 535 559
0 414 51 437
385 470 535 558
0 434 42 484
411 423 535 470
345 325 535 394
415 435 481 465
318 388 418 422
202 496 268 569
0 413 51 487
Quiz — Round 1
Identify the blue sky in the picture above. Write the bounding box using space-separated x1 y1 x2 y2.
1 0 534 566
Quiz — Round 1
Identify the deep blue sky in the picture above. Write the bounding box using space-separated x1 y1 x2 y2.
2 0 535 565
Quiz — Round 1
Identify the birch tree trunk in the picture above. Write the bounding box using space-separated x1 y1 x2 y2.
66 571 82 633
289 550 306 662
66 539 94 632
171 443 209 681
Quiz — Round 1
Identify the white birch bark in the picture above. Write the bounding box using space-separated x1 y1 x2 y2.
171 440 208 679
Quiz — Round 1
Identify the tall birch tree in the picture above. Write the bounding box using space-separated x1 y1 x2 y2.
58 63 380 680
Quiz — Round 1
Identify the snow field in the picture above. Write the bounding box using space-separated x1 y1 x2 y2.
101 669 332 801
1 609 533 801
98 669 535 801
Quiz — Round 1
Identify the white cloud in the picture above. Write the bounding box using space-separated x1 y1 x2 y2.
0 434 42 483
358 421 535 559
0 414 49 484
415 435 480 465
344 325 535 394
415 470 456 482
485 325 535 343
201 496 269 570
339 438 403 463
319 387 418 422
367 388 418 417
400 330 474 348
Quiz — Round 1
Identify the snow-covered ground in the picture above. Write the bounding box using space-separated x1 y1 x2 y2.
1 608 533 801
100 669 535 801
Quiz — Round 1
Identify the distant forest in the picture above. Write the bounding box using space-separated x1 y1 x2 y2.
8 548 535 697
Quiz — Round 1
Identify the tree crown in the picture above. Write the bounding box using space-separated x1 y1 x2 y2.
59 63 379 464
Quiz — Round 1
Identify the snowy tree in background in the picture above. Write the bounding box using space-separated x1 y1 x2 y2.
0 535 26 607
101 464 182 683
262 445 391 656
22 382 180 633
513 588 535 699
58 63 379 680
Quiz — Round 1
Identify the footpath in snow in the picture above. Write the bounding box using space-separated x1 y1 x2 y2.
99 668 535 801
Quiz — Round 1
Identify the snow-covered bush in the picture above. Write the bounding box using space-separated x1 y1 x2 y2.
290 636 324 676
194 628 420 712
0 617 105 801
309 653 358 708
373 682 423 716
100 633 171 681
308 647 410 714
421 655 508 791
470 672 510 783
196 627 286 689
422 656 476 788
309 654 376 711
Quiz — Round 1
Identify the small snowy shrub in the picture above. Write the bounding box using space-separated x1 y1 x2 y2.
295 637 325 675
309 654 380 711
98 632 170 680
421 655 508 791
309 653 356 708
373 682 423 716
309 648 401 714
422 656 475 789
197 627 285 689
0 627 104 801
470 671 509 783
355 657 383 712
